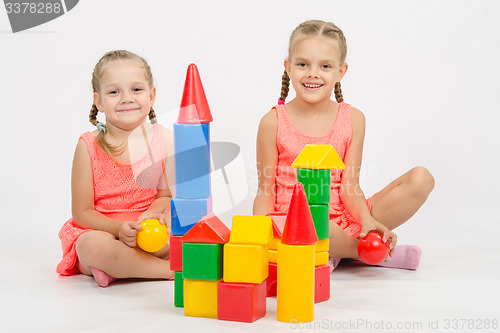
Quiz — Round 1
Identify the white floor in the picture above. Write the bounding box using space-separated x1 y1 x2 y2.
2 229 499 333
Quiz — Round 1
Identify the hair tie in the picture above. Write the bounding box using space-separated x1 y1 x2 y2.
96 122 107 133
278 98 285 105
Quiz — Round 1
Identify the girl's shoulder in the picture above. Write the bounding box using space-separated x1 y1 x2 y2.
349 105 365 122
258 106 279 132
75 131 100 160
348 105 366 134
78 130 98 142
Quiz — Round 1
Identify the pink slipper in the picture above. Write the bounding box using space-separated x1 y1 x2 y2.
90 267 117 287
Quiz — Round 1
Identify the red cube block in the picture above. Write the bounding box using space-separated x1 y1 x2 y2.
169 235 183 272
315 264 331 303
266 262 277 297
217 281 266 323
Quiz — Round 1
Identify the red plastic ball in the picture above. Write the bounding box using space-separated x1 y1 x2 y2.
357 232 390 265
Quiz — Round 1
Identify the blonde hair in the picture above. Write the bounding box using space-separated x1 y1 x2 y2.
89 50 157 157
279 20 347 103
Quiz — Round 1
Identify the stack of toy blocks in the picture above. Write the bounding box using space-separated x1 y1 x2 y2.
277 182 318 323
171 63 214 307
180 213 230 318
291 144 345 303
219 215 273 322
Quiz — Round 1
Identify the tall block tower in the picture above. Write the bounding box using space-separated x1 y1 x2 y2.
171 63 214 307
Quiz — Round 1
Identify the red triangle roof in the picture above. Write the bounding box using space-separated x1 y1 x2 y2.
180 213 230 244
281 183 318 245
178 63 213 124
267 212 287 238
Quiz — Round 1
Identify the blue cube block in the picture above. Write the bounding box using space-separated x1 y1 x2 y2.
174 123 211 199
171 196 213 235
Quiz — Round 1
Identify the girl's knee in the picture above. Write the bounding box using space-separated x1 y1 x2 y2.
76 231 116 263
408 166 435 197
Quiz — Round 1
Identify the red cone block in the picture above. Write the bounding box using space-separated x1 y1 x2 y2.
178 63 213 124
281 182 318 245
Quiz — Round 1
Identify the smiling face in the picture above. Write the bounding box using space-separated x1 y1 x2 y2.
93 59 156 131
285 35 347 105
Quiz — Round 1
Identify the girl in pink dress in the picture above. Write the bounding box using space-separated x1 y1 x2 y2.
253 20 435 270
57 50 174 286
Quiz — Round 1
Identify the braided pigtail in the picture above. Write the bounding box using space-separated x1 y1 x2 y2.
89 103 99 126
89 102 116 157
278 70 290 105
149 107 157 124
334 82 344 103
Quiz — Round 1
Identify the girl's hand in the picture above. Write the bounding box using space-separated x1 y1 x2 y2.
359 217 397 256
136 212 171 235
118 221 142 247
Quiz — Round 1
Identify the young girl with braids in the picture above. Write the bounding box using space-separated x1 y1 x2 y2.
253 20 435 270
56 50 174 286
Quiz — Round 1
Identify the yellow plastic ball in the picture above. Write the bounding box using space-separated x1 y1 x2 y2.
137 219 168 253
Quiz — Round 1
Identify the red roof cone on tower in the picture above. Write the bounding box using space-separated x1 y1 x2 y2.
281 182 319 245
178 63 213 124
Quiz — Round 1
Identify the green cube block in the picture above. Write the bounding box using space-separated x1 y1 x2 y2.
309 204 329 240
297 168 331 204
182 242 223 281
174 271 184 307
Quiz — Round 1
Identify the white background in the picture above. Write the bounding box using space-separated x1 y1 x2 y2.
1 1 499 332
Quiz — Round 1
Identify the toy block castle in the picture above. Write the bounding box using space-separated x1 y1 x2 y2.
171 63 214 308
168 64 342 324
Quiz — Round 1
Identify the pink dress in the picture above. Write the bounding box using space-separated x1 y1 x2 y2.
56 124 168 276
273 102 373 238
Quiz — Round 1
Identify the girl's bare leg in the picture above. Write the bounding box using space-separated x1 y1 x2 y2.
329 222 360 259
370 166 435 229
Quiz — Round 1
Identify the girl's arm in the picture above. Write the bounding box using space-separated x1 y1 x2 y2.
340 107 397 253
71 139 126 238
253 110 278 216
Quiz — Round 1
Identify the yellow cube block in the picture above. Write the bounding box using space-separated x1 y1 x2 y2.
315 239 329 252
277 242 315 323
230 215 273 245
223 243 268 284
269 237 280 251
184 279 220 318
315 251 329 266
268 249 277 263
